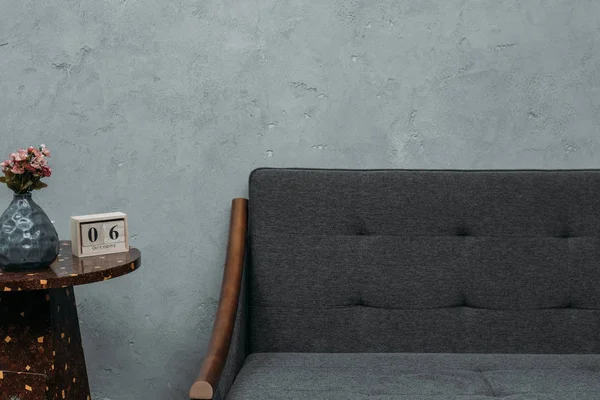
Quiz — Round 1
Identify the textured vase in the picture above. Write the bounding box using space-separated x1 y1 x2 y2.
0 193 59 271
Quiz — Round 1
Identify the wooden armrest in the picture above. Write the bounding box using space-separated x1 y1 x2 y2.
189 198 248 400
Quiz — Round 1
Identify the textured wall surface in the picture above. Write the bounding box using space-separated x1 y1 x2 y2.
1 0 599 398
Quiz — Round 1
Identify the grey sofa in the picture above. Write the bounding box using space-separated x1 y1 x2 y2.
190 168 600 400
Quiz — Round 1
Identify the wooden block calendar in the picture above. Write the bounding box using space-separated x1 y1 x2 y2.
70 212 129 257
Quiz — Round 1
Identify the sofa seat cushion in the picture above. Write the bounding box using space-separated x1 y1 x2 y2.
225 353 600 400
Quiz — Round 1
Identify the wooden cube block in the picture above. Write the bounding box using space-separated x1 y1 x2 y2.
70 212 128 257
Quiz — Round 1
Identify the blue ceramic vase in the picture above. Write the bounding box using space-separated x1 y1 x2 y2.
0 193 59 271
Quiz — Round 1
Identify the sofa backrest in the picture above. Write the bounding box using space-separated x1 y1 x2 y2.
247 168 600 354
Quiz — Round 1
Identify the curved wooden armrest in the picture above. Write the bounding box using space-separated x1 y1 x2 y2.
189 198 248 400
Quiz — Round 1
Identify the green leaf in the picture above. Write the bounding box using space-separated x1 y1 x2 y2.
32 181 48 190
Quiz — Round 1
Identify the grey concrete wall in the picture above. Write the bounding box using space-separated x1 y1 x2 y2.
1 0 599 398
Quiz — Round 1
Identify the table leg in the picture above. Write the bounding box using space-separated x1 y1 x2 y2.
0 287 91 399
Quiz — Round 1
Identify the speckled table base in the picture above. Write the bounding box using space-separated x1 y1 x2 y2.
0 288 91 399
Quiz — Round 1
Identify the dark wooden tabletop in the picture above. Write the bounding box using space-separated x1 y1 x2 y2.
0 241 141 291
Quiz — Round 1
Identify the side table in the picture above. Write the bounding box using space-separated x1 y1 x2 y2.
0 240 141 400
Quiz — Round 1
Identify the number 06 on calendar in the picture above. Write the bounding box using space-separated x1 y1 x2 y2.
70 212 129 257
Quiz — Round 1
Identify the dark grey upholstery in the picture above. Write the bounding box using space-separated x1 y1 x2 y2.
227 353 600 400
248 169 600 354
219 169 600 399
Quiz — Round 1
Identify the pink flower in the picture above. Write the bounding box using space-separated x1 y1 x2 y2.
11 163 24 174
13 149 28 162
2 145 53 193
0 159 10 173
31 156 46 168
40 144 50 157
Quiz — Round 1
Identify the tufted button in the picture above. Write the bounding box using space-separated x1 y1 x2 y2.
357 223 368 235
351 293 363 306
557 224 572 238
459 291 468 307
455 226 470 236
